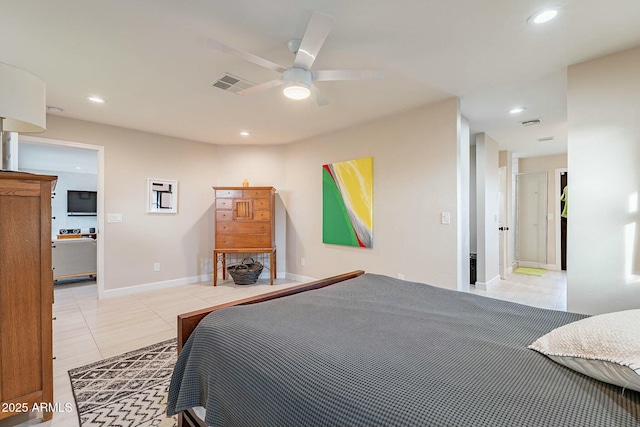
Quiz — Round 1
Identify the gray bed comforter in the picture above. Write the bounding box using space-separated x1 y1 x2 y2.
167 273 640 426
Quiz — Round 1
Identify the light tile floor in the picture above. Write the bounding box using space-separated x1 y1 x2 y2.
469 269 567 311
2 269 566 426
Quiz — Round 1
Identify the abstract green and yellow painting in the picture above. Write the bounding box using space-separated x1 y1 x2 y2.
322 157 373 248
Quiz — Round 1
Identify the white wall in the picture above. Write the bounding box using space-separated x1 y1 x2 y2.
283 98 461 289
567 46 640 314
35 98 461 295
39 115 218 292
475 133 499 289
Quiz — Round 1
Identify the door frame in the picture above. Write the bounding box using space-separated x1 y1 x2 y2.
555 168 568 271
19 135 106 299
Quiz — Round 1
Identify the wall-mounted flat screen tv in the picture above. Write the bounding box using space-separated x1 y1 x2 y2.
67 190 97 216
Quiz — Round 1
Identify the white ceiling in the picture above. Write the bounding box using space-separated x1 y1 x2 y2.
2 1 639 158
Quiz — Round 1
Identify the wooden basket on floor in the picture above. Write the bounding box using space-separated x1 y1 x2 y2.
226 258 264 285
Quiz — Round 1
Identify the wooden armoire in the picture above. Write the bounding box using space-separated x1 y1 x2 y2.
0 171 56 422
212 186 276 285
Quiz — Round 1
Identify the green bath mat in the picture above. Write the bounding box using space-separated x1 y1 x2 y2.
514 267 547 276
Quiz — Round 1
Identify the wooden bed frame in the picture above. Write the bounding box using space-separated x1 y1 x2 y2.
175 270 365 427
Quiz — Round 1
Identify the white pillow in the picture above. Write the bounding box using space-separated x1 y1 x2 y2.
529 309 640 392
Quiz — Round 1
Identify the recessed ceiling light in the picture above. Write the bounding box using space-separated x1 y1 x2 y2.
509 107 527 114
529 8 559 24
87 96 107 103
240 131 250 137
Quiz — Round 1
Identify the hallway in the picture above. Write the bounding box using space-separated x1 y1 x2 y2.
470 270 566 311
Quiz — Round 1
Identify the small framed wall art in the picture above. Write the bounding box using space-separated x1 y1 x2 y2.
147 178 178 213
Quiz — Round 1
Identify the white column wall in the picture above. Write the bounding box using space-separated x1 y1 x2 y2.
567 46 640 314
475 133 499 289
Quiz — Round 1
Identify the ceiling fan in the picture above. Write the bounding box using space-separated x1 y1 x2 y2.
204 11 385 106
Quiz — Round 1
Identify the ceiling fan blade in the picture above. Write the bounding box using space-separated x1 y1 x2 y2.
310 84 329 107
237 79 284 96
293 12 335 70
202 37 287 74
312 69 385 81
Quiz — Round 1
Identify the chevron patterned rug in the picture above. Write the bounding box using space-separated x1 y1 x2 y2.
69 338 178 427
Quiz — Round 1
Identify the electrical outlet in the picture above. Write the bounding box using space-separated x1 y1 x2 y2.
301 257 306 266
397 273 405 280
153 263 160 272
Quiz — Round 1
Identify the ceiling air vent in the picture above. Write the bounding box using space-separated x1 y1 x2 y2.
210 73 254 94
537 136 554 142
521 118 542 126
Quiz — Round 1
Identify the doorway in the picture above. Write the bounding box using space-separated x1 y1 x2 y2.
515 172 548 267
19 135 105 298
557 169 568 270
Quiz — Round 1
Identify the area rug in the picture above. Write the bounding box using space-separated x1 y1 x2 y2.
69 338 178 427
514 267 547 276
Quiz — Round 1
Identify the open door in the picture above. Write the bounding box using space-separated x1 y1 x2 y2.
498 166 508 278
560 171 568 270
516 172 548 267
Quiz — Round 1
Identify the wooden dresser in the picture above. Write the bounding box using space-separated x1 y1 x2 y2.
0 171 56 422
213 186 276 285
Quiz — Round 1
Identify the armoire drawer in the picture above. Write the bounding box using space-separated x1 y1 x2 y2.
217 221 271 235
243 189 272 199
253 210 271 221
216 189 243 198
216 198 233 210
253 198 270 210
215 234 272 248
216 211 233 222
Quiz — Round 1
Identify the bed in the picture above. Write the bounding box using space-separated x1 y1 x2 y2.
167 271 640 427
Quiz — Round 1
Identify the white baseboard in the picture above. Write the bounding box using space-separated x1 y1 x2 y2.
516 261 558 271
285 272 316 283
102 271 300 299
475 274 501 291
102 273 213 298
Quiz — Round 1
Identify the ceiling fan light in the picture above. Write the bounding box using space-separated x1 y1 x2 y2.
283 82 311 100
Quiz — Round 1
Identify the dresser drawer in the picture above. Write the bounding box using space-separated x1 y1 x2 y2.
216 234 272 248
253 210 271 221
216 211 233 222
217 221 271 235
216 199 233 210
216 189 243 198
253 198 270 210
243 189 272 199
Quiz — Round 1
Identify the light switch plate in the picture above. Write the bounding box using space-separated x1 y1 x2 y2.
107 213 123 223
441 212 451 225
